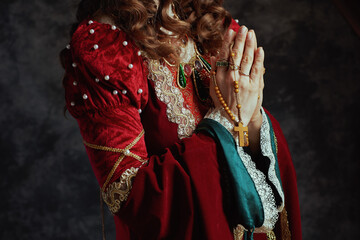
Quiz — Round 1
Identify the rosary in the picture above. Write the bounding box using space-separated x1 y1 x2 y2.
211 51 249 147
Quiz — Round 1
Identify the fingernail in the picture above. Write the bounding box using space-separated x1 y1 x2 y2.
258 47 263 56
247 31 253 40
241 26 247 33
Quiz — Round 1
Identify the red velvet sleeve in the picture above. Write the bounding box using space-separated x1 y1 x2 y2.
63 19 234 240
63 19 149 189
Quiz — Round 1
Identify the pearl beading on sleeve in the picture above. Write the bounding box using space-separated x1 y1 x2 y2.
66 19 145 111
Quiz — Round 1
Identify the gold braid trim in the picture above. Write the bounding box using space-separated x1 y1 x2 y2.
266 231 276 240
279 208 291 240
233 225 245 240
232 208 290 240
83 129 146 191
101 166 141 214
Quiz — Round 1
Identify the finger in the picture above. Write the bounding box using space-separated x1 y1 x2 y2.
250 47 265 85
218 29 237 73
240 30 256 75
231 25 248 66
253 30 258 52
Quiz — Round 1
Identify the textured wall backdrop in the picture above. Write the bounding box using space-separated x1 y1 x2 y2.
1 0 359 239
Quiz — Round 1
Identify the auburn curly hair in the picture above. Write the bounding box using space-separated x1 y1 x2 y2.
64 0 232 61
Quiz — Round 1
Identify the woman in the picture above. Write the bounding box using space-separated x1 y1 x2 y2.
60 0 301 239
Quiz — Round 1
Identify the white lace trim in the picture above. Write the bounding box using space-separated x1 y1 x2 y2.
260 110 285 212
147 59 196 139
205 107 284 232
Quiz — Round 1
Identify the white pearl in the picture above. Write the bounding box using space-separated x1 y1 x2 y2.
137 51 142 56
88 20 93 25
72 63 77 68
122 41 128 46
89 29 95 34
83 94 88 100
111 25 117 30
128 64 133 69
93 44 99 50
122 89 127 95
124 149 130 155
137 88 143 94
138 109 142 114
95 78 100 83
73 81 77 86
70 101 75 106
66 44 71 49
113 90 118 95
104 75 110 81
235 19 239 23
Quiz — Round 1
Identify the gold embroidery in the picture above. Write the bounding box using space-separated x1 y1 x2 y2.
266 230 276 240
101 167 140 214
274 134 278 154
280 208 291 240
233 225 245 240
83 129 146 190
147 59 196 139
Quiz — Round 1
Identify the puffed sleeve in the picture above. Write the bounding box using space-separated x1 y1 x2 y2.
62 19 235 240
63 19 148 194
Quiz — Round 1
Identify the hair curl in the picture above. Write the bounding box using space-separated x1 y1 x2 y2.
62 0 232 62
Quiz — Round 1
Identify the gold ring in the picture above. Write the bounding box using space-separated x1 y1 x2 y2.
239 70 250 77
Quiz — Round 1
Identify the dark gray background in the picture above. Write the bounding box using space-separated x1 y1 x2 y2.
1 0 359 239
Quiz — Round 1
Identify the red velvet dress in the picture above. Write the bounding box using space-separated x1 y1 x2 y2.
62 18 302 240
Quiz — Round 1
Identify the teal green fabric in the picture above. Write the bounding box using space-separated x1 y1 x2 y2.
196 119 264 233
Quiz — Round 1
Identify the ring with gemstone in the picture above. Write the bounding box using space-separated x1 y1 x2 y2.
229 64 240 70
216 61 229 67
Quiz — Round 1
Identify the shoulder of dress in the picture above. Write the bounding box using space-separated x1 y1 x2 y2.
229 18 240 32
70 18 142 58
63 18 148 118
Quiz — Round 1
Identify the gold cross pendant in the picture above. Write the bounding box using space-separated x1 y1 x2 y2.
234 122 249 147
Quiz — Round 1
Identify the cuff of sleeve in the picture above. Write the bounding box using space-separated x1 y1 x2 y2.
204 106 285 231
102 162 147 214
